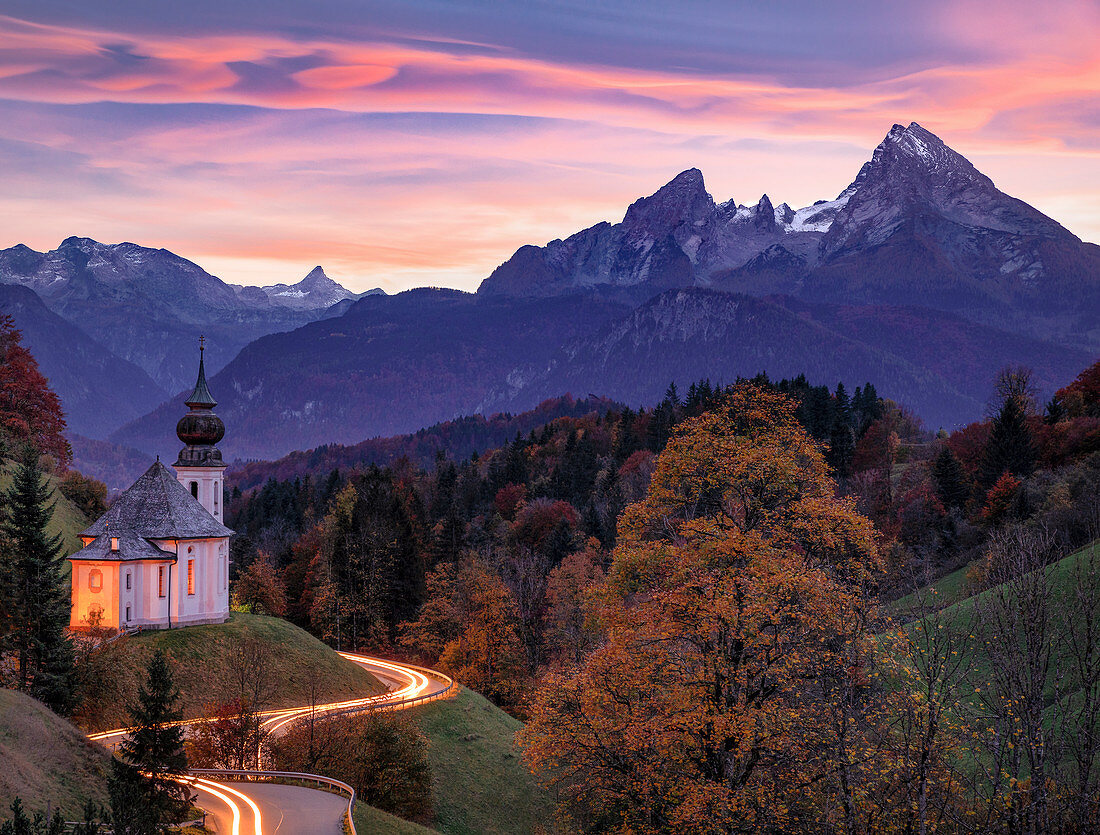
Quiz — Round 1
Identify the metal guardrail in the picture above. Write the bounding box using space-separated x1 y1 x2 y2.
190 768 359 834
334 660 456 717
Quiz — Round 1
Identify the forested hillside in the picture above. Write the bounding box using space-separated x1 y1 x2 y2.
226 356 1100 832
228 394 621 492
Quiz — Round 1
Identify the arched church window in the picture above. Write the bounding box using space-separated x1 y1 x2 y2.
190 481 199 499
89 569 103 592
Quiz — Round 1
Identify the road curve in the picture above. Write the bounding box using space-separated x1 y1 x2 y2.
88 652 453 746
188 779 348 835
89 653 454 834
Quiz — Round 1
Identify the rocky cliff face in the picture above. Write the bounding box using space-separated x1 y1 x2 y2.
477 287 1093 432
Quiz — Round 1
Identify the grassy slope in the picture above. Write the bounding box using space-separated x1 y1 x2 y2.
893 540 1100 743
890 560 977 617
0 460 91 569
919 540 1099 690
0 689 111 818
354 802 439 834
75 613 385 731
412 688 558 835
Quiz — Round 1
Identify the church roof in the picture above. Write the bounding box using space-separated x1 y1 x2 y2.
79 461 233 540
68 532 176 563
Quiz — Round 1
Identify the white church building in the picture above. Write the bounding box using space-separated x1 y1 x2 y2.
69 343 232 630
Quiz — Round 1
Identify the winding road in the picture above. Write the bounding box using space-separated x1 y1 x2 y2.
88 652 454 834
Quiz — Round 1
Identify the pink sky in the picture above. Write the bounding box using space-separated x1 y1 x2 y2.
1 1 1098 292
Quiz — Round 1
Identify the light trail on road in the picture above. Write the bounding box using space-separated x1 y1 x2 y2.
176 774 266 835
259 652 432 735
88 652 447 745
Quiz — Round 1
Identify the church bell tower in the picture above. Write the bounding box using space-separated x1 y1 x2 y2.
174 337 227 523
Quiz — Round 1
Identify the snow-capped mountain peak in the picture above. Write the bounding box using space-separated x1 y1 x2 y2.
259 266 357 310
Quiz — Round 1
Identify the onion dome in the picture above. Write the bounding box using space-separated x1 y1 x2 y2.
175 337 226 467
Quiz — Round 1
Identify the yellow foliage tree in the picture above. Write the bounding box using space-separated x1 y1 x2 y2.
519 383 904 833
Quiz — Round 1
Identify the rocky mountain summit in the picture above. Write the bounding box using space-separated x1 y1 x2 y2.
480 123 1099 348
256 265 381 311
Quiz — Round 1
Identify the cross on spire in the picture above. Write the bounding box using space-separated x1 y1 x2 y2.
199 334 205 354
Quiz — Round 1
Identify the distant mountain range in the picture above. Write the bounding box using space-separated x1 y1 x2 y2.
0 238 373 394
0 240 371 436
3 122 1096 469
113 289 632 461
478 289 1092 430
0 283 166 437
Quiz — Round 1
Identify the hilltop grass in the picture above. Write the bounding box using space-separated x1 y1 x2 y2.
0 689 111 818
74 613 385 731
0 459 91 570
411 687 558 835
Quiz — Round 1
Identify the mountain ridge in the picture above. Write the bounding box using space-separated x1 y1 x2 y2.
0 239 361 396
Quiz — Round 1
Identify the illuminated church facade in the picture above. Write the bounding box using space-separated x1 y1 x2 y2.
68 343 232 630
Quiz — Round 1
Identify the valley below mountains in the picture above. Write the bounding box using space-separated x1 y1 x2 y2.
1 122 1096 468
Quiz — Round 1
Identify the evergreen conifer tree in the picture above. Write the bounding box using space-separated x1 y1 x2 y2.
804 386 832 439
114 650 191 830
979 396 1036 489
1044 396 1065 425
0 446 73 713
931 446 971 510
107 760 158 835
0 798 66 835
827 383 855 478
664 381 681 408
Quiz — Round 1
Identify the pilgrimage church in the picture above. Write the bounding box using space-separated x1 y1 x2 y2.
68 342 232 630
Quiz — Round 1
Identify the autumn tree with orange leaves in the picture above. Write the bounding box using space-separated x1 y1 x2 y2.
0 314 69 466
519 383 917 833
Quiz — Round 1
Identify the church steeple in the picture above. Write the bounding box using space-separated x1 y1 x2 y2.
185 335 217 409
175 336 225 468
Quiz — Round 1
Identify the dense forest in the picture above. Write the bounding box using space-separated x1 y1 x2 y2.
227 393 622 492
226 374 885 670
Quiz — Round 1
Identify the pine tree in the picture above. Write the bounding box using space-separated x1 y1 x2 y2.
664 381 681 408
0 446 74 713
803 386 832 440
1044 396 1065 425
852 382 882 437
0 798 66 835
827 383 855 478
931 446 971 510
979 396 1036 489
115 650 191 829
107 760 158 835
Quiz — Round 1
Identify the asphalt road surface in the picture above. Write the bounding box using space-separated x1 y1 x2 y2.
192 779 348 835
